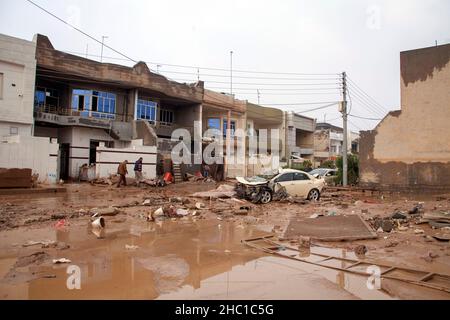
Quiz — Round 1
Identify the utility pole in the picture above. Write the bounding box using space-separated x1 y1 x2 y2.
85 44 89 58
100 35 108 62
230 51 233 95
197 68 200 81
157 64 162 74
341 71 348 187
257 89 260 104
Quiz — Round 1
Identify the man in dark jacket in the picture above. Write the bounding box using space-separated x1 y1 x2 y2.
134 157 143 186
117 160 128 187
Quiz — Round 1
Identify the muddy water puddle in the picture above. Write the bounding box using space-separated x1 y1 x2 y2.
0 215 448 299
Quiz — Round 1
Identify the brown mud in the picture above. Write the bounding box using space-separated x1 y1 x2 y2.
0 182 449 299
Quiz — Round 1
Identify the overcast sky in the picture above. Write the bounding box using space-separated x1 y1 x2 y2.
1 0 449 131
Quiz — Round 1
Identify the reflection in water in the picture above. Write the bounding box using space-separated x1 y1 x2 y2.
1 216 431 300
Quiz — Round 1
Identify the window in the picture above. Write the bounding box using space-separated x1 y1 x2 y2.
137 99 157 121
223 119 236 137
34 87 59 109
159 109 174 125
294 172 310 181
208 118 220 130
10 127 18 135
0 73 3 99
275 173 294 183
71 89 116 119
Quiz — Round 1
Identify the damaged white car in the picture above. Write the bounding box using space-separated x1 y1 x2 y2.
235 169 325 204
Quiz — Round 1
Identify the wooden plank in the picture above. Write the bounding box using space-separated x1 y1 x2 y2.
419 273 435 282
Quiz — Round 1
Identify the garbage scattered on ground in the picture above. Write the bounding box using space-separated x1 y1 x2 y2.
22 240 56 247
92 217 105 229
195 202 206 209
90 207 120 217
192 184 236 199
176 209 189 216
54 219 67 229
354 245 368 256
125 244 139 250
52 258 71 264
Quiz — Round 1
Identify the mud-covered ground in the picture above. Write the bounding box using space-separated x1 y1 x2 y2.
0 181 449 300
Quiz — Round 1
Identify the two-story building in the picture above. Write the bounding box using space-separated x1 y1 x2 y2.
33 34 204 180
313 122 359 166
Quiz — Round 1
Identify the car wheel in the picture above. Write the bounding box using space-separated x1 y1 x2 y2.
259 190 272 204
308 189 320 201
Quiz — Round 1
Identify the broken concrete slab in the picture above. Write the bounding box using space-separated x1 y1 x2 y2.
283 215 378 241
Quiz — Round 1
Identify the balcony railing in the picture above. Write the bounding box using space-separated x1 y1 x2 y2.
34 105 134 122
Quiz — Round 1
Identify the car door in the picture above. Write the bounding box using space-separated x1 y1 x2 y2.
273 173 295 194
292 172 313 197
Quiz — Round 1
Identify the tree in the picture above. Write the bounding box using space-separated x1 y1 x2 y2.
335 154 359 185
321 160 336 169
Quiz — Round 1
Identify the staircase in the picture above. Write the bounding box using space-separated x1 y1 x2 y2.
173 163 183 183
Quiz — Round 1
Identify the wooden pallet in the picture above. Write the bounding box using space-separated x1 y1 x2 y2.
242 235 450 293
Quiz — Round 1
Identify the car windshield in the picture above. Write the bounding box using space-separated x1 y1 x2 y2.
310 169 328 176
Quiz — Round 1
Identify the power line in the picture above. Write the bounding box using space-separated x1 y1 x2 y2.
347 87 386 117
205 86 342 91
25 0 137 64
349 114 383 121
176 78 341 86
63 50 340 76
347 77 388 113
260 101 339 106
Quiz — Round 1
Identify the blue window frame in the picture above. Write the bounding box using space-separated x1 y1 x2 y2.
137 99 157 121
223 119 236 137
71 89 116 119
208 118 220 130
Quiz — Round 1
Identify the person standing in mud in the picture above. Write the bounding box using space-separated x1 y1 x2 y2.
117 160 128 187
134 157 143 186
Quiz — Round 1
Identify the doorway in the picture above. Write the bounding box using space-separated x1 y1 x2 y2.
59 143 70 180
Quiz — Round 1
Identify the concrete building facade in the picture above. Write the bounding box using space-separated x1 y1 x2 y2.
313 122 359 166
0 34 36 137
33 34 203 180
285 112 316 162
359 43 450 190
0 33 59 184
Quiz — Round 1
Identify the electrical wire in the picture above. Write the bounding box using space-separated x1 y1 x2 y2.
26 0 137 63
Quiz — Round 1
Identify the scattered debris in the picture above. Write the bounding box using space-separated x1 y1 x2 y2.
354 245 368 256
176 209 189 216
433 233 450 242
298 236 311 249
90 207 120 217
22 240 56 248
195 202 206 209
125 244 139 250
54 219 67 229
92 217 105 229
391 211 407 220
421 251 439 263
414 229 425 234
192 184 236 199
53 258 71 264
15 252 49 268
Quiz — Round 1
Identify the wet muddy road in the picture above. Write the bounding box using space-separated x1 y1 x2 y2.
0 183 449 300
